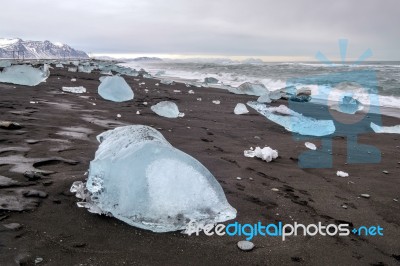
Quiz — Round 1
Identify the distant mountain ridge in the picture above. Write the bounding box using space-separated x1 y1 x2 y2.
0 38 89 59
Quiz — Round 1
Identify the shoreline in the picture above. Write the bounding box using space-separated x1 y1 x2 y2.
0 66 399 265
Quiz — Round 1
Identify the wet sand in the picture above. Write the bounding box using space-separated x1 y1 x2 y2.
0 66 399 265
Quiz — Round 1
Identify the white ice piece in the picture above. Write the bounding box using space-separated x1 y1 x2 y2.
370 122 400 134
70 125 236 232
151 101 185 118
0 64 50 86
336 171 349 177
244 146 278 162
212 100 221 105
98 76 134 102
305 142 317 150
62 86 86 94
234 103 249 115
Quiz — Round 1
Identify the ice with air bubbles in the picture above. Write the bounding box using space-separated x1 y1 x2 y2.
70 125 236 232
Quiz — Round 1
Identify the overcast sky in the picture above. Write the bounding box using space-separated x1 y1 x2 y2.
1 0 399 60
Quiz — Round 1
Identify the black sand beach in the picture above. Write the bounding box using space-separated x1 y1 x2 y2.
0 66 399 265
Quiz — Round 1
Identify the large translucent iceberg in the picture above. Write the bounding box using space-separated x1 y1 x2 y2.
71 125 236 232
151 101 185 118
0 64 50 86
98 76 134 102
370 122 400 134
247 101 335 136
228 82 269 96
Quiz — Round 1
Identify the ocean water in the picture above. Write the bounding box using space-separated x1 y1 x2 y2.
123 61 400 110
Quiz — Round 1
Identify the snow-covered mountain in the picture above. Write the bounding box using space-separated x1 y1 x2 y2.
0 38 89 59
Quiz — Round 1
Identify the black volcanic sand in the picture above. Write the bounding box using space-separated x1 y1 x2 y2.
0 66 399 265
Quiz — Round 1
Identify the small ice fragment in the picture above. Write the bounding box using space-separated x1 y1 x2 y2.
71 78 76 82
336 171 349 177
98 76 134 102
160 79 174 85
360 194 370 199
305 142 317 150
62 86 86 94
143 102 148 105
173 90 181 93
197 98 202 101
188 90 194 94
136 111 140 115
236 177 242 180
244 146 278 162
155 83 159 86
204 77 219 84
212 100 220 105
237 241 254 251
117 114 121 118
370 122 400 134
337 96 363 114
56 63 63 68
257 94 272 103
234 103 249 115
151 101 184 118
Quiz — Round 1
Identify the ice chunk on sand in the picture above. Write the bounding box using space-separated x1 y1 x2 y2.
335 96 363 114
257 94 272 103
68 67 77 72
0 60 12 68
370 122 400 134
204 77 219 84
247 101 335 137
71 125 236 232
98 76 134 102
151 101 184 118
0 64 50 86
55 63 63 68
212 100 220 104
62 86 86 94
305 142 317 150
228 82 269 96
336 171 349 177
269 90 283 100
234 103 249 115
244 146 278 162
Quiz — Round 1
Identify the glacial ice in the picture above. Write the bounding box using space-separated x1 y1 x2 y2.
98 76 134 102
257 94 272 103
247 101 335 136
151 101 185 118
336 171 349 177
370 122 400 134
70 125 237 232
68 67 77 72
228 82 269 96
204 77 219 84
62 86 86 94
0 60 12 68
336 96 363 114
244 146 278 162
269 90 283 100
305 142 317 150
0 64 50 86
55 63 63 68
234 103 249 115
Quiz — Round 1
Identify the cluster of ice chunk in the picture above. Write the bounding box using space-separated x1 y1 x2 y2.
247 101 335 136
70 125 237 232
244 146 278 162
151 101 184 118
98 76 134 102
0 64 50 86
